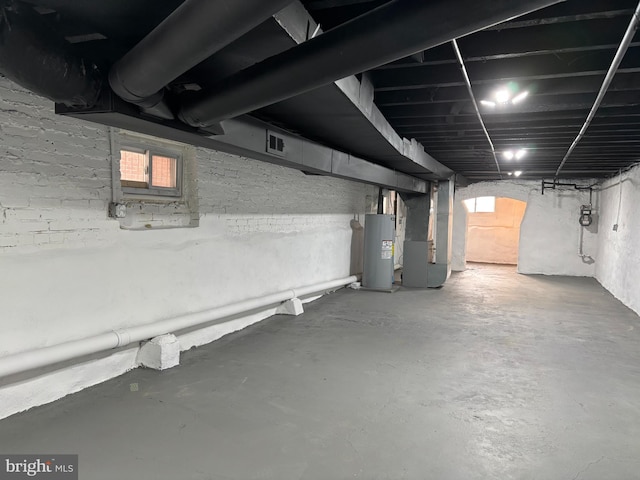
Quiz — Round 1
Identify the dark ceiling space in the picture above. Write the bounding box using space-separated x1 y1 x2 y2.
365 0 640 180
3 0 640 182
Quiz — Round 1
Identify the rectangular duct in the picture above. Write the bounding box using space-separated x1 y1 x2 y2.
56 92 428 193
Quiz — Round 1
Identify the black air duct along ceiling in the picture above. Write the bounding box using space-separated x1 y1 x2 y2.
0 1 101 107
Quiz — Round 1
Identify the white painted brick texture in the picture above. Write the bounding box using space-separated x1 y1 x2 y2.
0 77 373 252
0 79 116 251
0 76 372 361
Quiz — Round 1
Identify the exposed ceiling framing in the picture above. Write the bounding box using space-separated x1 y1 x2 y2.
1 0 639 183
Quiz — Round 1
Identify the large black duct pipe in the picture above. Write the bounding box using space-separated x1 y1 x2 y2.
108 0 292 116
0 1 101 107
179 0 564 128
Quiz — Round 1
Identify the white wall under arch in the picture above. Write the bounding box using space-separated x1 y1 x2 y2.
453 180 598 276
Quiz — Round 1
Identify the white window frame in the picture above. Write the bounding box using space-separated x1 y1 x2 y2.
119 143 183 198
464 196 496 213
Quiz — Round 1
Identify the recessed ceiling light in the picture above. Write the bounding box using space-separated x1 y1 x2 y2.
503 150 514 160
495 89 511 103
480 100 496 107
514 171 522 177
512 91 529 104
515 149 527 160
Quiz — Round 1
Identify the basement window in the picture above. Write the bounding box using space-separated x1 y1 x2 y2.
464 196 495 213
110 130 198 230
120 147 181 197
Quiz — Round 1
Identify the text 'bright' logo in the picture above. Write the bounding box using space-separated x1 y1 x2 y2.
0 455 77 479
5 459 55 477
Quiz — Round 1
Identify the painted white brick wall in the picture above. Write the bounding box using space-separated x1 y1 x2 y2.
0 76 375 418
0 74 373 344
197 147 368 217
0 80 117 252
596 165 640 315
1 78 374 252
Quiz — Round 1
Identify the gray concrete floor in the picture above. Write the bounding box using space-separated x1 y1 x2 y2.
2 264 640 480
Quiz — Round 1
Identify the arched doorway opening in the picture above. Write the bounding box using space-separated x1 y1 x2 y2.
463 196 527 266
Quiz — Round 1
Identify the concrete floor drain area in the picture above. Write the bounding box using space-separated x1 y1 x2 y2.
1 265 639 480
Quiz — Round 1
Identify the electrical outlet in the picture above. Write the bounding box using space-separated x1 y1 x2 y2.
613 224 619 231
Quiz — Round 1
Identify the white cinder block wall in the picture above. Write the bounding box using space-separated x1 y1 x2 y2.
0 77 377 419
596 165 640 315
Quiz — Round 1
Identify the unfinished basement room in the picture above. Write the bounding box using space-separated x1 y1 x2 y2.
1 0 640 478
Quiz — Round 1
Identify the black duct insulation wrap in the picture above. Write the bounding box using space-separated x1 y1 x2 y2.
108 0 292 109
0 1 101 107
178 0 564 127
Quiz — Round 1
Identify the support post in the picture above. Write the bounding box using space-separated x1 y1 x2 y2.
399 189 431 287
428 179 453 287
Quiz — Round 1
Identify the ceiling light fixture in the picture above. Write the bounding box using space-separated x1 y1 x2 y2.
503 150 514 160
515 149 527 160
481 84 529 107
514 171 522 177
495 89 511 104
511 90 529 104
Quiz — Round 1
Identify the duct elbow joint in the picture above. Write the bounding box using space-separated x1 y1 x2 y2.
108 74 174 120
178 106 209 129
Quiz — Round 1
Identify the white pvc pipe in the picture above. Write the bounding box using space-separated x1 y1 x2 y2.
0 334 121 380
0 275 357 379
293 277 356 298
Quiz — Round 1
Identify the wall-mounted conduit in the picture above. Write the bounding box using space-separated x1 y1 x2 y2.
541 180 598 196
451 39 502 179
554 0 640 177
541 180 598 262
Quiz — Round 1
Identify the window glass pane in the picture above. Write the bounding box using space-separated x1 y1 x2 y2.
151 155 177 188
475 196 495 213
463 198 476 212
120 150 148 184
